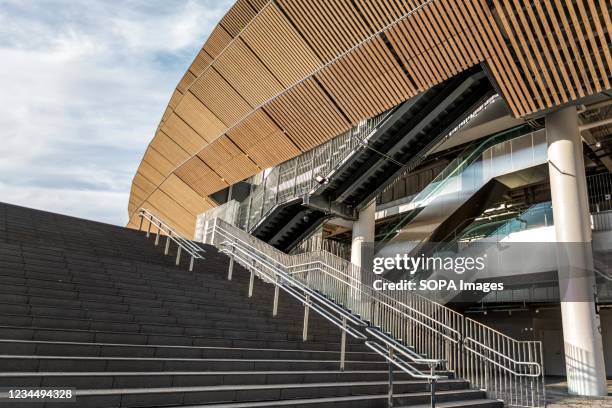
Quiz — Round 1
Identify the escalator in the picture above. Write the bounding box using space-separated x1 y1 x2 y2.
251 66 495 251
377 124 550 265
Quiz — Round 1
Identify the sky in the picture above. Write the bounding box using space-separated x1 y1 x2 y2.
0 0 233 225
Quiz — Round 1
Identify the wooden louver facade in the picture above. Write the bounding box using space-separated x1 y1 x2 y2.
128 0 612 236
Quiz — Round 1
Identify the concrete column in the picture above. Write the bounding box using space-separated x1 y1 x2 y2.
547 106 607 396
349 200 376 315
351 200 376 268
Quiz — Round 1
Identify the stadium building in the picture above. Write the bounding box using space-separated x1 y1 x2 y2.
1 0 611 406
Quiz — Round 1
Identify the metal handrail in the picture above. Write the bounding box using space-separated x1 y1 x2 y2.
219 243 368 340
138 209 205 271
207 220 462 344
210 222 445 407
366 327 445 368
463 338 542 377
204 218 546 408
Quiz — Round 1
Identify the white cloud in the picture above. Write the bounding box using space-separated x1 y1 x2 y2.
0 0 234 226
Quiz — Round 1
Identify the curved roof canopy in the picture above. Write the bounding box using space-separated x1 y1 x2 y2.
128 0 612 236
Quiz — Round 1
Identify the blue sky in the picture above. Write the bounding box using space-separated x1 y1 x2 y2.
0 0 233 225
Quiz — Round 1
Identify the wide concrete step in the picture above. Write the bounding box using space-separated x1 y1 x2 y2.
0 339 380 361
0 370 424 388
179 394 502 408
0 287 315 320
0 301 335 335
0 355 389 372
0 272 310 317
28 382 482 408
0 325 369 352
0 313 346 343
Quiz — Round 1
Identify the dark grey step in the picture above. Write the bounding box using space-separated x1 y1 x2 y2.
0 325 369 352
0 301 334 335
0 355 388 372
48 387 489 408
0 312 346 343
0 339 380 361
0 276 311 318
178 393 501 408
0 370 427 389
406 399 504 408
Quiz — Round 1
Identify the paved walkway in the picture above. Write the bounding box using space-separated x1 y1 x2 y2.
546 378 612 407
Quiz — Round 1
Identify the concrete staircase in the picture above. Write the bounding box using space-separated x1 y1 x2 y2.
0 202 501 407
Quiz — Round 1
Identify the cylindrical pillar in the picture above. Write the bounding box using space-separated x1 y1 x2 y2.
350 200 375 313
351 200 376 268
547 106 607 396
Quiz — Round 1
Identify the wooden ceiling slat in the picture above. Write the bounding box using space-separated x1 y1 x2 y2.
214 38 284 106
143 147 174 177
550 0 594 95
241 4 321 87
220 0 258 36
175 157 229 197
168 90 182 110
174 92 227 143
538 0 585 98
450 0 483 65
130 183 148 204
247 0 268 11
226 110 300 168
528 0 576 101
147 191 194 236
509 0 561 105
578 0 611 90
433 1 469 70
133 172 156 197
159 174 214 217
138 160 165 185
149 132 190 166
203 25 233 59
176 71 196 94
466 0 529 116
562 0 603 93
160 115 207 154
414 1 456 77
385 23 429 89
594 0 612 78
189 69 253 127
189 50 214 77
197 136 261 184
492 0 546 111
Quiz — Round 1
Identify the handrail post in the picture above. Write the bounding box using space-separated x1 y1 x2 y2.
340 316 347 371
164 233 171 255
138 214 143 231
175 246 181 266
388 348 394 408
189 255 194 272
248 264 255 298
272 277 280 317
430 378 437 408
303 295 310 342
154 222 161 246
430 363 437 408
227 253 234 281
146 219 151 238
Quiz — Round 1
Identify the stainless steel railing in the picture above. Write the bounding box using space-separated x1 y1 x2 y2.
138 209 206 271
204 218 546 408
138 210 445 407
